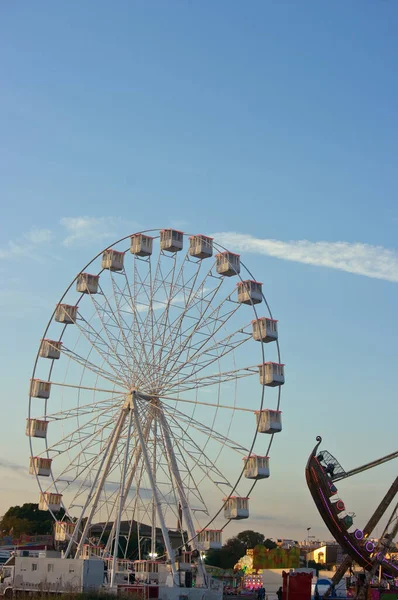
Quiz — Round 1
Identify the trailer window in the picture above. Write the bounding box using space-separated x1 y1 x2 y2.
32 564 38 571
47 564 54 573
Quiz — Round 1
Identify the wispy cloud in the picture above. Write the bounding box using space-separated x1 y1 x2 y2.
60 216 140 247
60 216 118 247
213 232 398 283
0 227 54 260
0 459 26 473
24 227 53 244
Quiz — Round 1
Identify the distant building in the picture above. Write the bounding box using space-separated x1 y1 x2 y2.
307 544 339 568
275 539 299 549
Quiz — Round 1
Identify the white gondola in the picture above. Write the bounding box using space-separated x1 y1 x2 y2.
189 234 213 259
133 560 162 583
256 409 282 434
243 455 270 480
160 229 184 252
215 252 240 276
29 456 52 477
196 529 222 550
81 544 103 559
101 249 124 271
237 280 263 305
130 233 154 257
223 497 249 520
26 418 48 438
258 362 285 387
176 551 193 571
54 303 78 324
80 544 104 559
30 379 51 399
39 492 62 512
252 317 278 342
76 273 99 294
39 339 62 360
55 521 75 541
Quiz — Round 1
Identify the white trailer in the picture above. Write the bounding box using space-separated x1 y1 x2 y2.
0 556 104 597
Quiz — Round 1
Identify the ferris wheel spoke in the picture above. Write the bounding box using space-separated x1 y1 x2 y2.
163 365 257 395
149 255 179 369
158 393 255 413
87 292 135 385
41 392 124 422
134 249 170 376
151 250 203 374
154 280 219 387
43 417 117 464
158 285 241 385
154 276 225 383
160 400 249 455
72 314 131 386
158 405 233 489
162 325 252 390
123 260 158 385
47 405 122 472
136 252 179 381
58 345 126 389
41 409 121 501
106 271 151 386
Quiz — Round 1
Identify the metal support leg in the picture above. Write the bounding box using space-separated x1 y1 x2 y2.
75 402 129 557
110 408 134 587
131 392 177 577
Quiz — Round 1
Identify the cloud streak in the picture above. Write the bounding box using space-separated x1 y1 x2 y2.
212 232 398 283
0 228 54 260
60 216 118 247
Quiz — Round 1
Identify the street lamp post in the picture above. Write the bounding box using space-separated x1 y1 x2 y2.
306 528 311 568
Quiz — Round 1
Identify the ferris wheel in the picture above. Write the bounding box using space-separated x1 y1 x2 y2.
27 229 285 583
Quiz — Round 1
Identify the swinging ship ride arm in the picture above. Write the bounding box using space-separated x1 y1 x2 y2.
305 436 398 580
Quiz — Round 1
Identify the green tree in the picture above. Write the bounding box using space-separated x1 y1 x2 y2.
205 536 246 569
236 530 265 550
204 531 272 570
308 560 322 575
0 503 65 537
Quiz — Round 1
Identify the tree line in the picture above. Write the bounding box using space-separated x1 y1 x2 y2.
0 505 278 569
204 530 277 569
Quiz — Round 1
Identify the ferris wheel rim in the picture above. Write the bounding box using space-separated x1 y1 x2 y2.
28 228 283 557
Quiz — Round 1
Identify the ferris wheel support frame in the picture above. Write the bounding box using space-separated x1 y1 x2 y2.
63 406 127 558
103 413 154 557
72 402 129 558
157 404 207 585
151 418 157 558
110 408 134 587
131 392 177 578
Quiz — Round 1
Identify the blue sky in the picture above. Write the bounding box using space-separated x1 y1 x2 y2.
0 0 397 541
